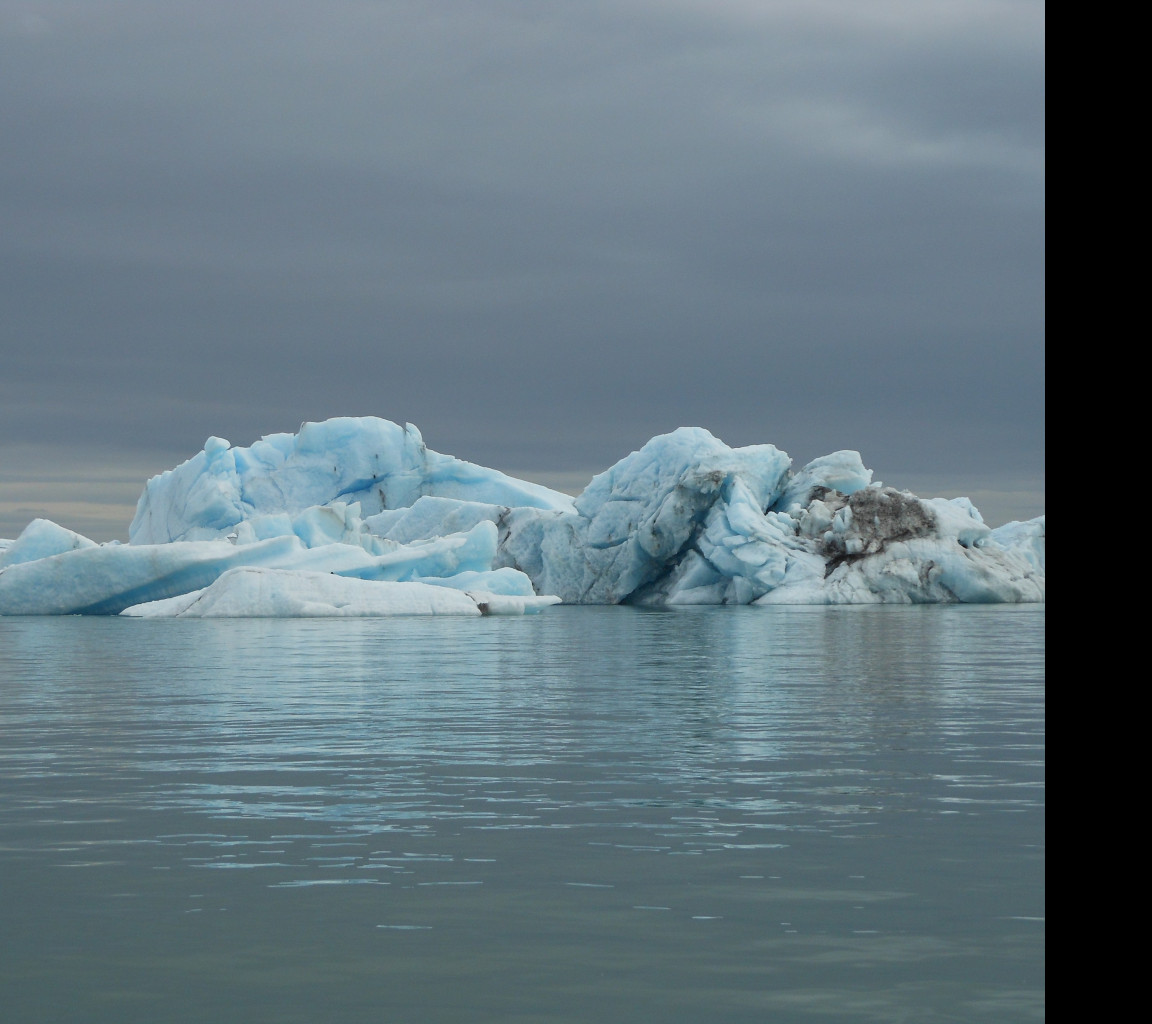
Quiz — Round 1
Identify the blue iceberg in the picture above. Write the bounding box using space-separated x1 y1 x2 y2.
0 417 1044 616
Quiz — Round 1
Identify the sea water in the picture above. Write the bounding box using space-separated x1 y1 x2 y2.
0 605 1044 1023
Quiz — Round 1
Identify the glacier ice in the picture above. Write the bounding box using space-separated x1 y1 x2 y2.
130 418 573 545
0 416 1044 615
0 518 99 569
0 522 513 616
119 567 560 618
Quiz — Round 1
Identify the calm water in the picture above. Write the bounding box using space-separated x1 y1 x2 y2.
0 606 1044 1023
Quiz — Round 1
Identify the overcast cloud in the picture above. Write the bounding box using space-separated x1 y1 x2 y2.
0 0 1044 537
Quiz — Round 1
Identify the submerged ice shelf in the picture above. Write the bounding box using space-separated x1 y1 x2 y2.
0 417 1044 616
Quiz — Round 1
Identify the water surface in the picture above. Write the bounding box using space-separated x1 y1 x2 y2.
0 606 1044 1022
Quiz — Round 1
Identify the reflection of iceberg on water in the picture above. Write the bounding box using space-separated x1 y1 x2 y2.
0 417 1044 616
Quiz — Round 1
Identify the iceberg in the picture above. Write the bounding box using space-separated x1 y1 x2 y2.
120 567 560 618
0 518 99 569
130 418 573 545
0 417 1044 615
497 428 1042 606
0 521 529 616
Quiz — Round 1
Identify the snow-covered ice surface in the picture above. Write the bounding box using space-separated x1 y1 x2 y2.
0 417 1044 615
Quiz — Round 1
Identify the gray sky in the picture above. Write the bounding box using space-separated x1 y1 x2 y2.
1 0 1044 539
